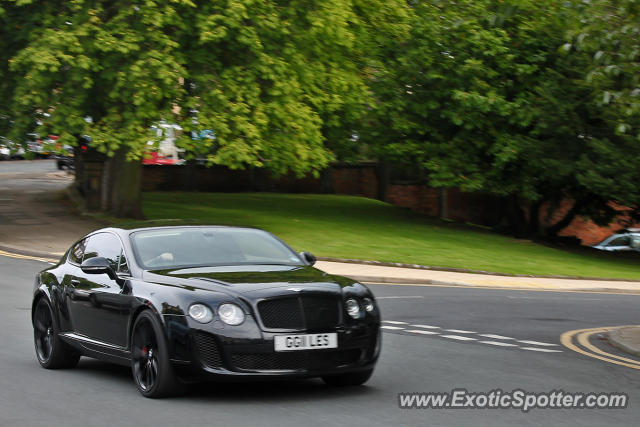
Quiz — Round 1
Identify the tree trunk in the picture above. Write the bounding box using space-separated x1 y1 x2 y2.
73 145 86 196
527 200 542 236
376 160 391 202
108 147 144 219
100 156 114 211
504 195 528 237
438 187 448 220
545 199 582 237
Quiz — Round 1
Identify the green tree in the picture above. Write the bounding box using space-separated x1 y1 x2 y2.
561 0 640 227
367 0 640 237
1 0 409 217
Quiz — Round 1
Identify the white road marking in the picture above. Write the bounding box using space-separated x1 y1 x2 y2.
382 320 561 355
376 296 425 299
440 335 477 341
405 329 440 335
410 324 441 329
517 340 558 347
479 341 518 347
521 347 562 353
478 334 514 340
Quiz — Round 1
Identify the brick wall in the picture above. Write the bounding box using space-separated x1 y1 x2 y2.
540 199 635 245
386 185 439 216
330 164 378 198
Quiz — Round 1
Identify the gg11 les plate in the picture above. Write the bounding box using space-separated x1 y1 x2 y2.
274 333 338 351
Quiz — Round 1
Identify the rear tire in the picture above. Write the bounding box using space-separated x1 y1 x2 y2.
131 310 186 398
322 369 374 387
33 298 80 369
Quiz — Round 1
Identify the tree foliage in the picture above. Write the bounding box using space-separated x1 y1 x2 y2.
366 0 640 235
1 0 409 215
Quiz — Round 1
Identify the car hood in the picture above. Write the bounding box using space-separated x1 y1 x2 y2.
143 264 358 295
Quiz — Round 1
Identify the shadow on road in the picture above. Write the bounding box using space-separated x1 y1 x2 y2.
73 358 378 402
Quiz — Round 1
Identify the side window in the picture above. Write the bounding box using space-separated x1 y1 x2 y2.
608 236 630 246
82 233 123 271
69 238 87 264
118 250 130 275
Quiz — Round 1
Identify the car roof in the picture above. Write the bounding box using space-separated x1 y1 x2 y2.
621 228 640 233
90 223 261 236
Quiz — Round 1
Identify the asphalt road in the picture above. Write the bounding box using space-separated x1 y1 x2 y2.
0 159 67 192
0 158 58 174
1 255 639 427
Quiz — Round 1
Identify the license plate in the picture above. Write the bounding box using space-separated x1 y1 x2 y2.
274 333 338 352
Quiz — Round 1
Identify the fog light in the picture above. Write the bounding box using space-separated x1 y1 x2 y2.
346 298 361 319
188 303 213 323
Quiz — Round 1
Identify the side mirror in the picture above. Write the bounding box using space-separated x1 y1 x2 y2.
81 257 118 281
300 251 316 266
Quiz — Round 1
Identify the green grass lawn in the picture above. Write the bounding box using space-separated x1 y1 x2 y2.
135 192 640 279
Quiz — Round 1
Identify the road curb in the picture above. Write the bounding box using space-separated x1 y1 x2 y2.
316 257 640 282
0 244 62 260
344 275 640 293
607 326 640 358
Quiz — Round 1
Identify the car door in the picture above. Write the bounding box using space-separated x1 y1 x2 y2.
66 232 131 347
604 235 632 251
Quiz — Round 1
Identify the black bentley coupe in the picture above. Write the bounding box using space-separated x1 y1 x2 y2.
32 226 381 397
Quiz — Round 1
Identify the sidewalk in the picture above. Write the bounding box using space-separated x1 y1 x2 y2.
315 261 640 293
608 327 640 358
0 164 104 256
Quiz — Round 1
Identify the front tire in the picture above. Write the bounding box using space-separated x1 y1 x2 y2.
33 297 80 369
321 369 374 387
131 310 185 398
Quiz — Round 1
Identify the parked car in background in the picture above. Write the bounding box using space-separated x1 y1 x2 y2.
592 229 640 252
55 153 74 170
25 133 58 158
143 122 185 165
0 138 25 159
0 141 9 160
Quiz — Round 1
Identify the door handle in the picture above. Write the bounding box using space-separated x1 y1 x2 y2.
71 279 81 286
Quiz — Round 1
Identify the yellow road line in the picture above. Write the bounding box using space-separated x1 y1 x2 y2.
560 326 640 370
365 281 640 296
0 249 57 263
576 329 640 366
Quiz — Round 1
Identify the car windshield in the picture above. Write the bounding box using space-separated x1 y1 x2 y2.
130 227 304 269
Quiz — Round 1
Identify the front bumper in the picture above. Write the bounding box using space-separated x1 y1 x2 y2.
164 314 381 382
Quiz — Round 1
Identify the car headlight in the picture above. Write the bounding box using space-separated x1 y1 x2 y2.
363 297 375 313
345 298 361 319
218 303 245 325
188 303 214 323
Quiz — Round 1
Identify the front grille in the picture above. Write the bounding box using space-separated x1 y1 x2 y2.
193 331 223 369
258 295 340 330
259 297 304 329
231 349 361 371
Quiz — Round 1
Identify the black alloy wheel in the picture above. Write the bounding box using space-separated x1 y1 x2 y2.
131 311 185 398
33 298 80 369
